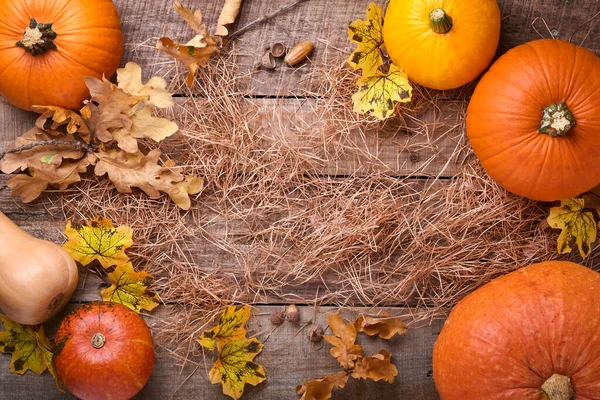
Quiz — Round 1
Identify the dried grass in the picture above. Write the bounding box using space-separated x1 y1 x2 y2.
53 52 557 358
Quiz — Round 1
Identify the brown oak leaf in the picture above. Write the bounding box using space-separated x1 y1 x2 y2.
296 371 349 400
323 314 364 369
32 105 91 142
215 0 243 36
351 350 398 382
115 62 174 109
354 312 407 339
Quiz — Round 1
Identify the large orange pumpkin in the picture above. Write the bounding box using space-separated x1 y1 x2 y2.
383 0 501 90
467 39 600 201
0 0 123 111
433 261 600 399
54 302 155 400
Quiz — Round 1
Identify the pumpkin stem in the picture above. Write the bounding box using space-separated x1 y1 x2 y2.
91 333 106 349
541 374 575 400
429 8 453 34
16 18 57 56
539 101 576 137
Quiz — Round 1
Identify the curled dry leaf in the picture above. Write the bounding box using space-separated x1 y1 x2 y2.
547 198 597 258
101 262 160 313
215 0 243 36
32 105 91 142
296 370 349 400
157 2 219 86
352 64 412 120
351 350 398 382
354 312 407 339
347 2 384 77
63 216 133 269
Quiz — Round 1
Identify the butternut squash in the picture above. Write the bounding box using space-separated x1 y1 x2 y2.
0 211 78 325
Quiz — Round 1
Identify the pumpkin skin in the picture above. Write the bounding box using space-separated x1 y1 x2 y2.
55 302 155 400
466 39 600 201
0 0 123 111
433 261 600 399
383 0 501 90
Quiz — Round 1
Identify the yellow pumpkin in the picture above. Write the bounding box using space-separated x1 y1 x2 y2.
383 0 501 90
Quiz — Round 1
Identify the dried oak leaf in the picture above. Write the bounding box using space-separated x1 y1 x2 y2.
101 262 159 313
296 371 349 400
6 155 93 203
354 312 407 339
209 337 266 400
352 64 412 120
157 2 219 87
32 105 91 142
93 149 201 210
63 216 133 268
547 197 597 258
324 314 364 369
115 62 174 109
0 128 85 174
582 185 600 212
215 0 243 37
198 305 252 351
351 350 398 383
347 2 384 77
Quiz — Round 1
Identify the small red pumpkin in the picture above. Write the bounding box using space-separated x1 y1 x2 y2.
466 39 600 201
433 261 600 399
54 302 155 400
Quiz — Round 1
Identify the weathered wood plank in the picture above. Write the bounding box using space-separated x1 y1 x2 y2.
0 305 442 399
112 0 600 96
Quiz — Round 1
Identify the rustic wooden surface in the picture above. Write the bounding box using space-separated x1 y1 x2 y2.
1 0 599 398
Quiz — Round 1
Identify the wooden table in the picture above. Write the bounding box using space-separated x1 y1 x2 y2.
1 0 598 399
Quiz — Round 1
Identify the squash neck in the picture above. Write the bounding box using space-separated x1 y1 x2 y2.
539 101 575 137
429 8 453 34
16 18 57 56
541 374 575 400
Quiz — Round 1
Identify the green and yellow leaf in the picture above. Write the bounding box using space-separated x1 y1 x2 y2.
347 2 384 77
198 305 251 351
209 337 266 400
352 64 412 120
547 197 597 258
0 316 50 375
100 262 159 313
63 216 133 268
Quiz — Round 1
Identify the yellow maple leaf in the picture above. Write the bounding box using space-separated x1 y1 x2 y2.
352 64 412 120
100 262 159 313
63 216 133 268
351 350 398 383
547 198 597 258
198 305 251 351
0 316 47 375
347 2 384 77
209 337 266 400
354 312 407 339
323 314 364 369
296 370 349 400
215 0 243 36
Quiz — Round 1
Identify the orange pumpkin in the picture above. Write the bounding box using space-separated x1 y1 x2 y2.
467 39 600 201
433 261 600 399
383 0 501 90
55 302 155 400
0 0 123 111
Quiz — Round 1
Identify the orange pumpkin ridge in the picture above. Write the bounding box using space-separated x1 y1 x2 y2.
0 0 123 111
466 39 600 201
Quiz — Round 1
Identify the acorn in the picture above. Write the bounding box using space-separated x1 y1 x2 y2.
284 41 314 66
285 304 300 323
307 323 324 342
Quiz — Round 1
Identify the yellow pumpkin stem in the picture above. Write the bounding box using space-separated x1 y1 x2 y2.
16 18 57 56
541 374 575 400
539 101 576 137
429 8 453 34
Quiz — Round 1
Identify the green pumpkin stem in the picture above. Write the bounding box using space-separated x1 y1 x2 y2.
16 18 57 56
429 8 453 34
539 101 576 137
540 374 575 400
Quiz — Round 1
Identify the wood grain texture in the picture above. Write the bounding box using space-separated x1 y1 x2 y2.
0 305 443 399
111 0 600 96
